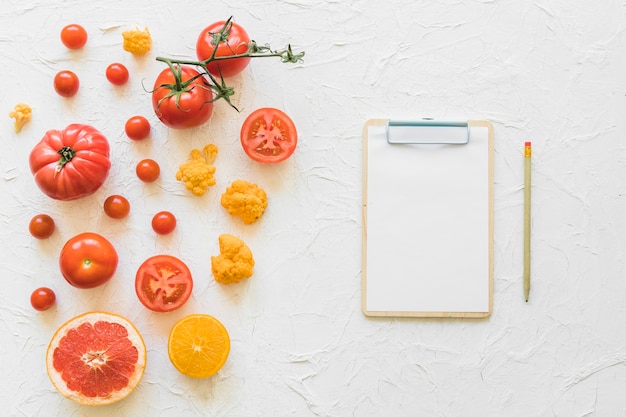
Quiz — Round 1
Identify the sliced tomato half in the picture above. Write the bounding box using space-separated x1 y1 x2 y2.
240 107 297 164
135 255 193 313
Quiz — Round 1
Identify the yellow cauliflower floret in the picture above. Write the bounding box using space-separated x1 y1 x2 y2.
122 27 152 55
211 234 255 284
9 103 32 133
176 144 218 196
220 180 268 224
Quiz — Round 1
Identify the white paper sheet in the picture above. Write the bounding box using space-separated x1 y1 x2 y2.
363 122 492 316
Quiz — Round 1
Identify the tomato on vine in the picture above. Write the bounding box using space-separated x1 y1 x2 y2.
151 65 213 129
54 70 80 97
196 20 251 78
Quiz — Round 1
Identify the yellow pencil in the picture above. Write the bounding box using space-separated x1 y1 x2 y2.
524 142 532 302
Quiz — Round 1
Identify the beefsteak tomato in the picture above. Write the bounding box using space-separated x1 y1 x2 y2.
151 65 213 129
29 124 111 200
135 255 193 312
196 20 251 78
240 107 298 164
59 232 118 289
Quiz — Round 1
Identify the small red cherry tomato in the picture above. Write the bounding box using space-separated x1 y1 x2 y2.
30 287 56 311
105 63 129 85
103 195 130 219
29 214 55 239
135 254 193 312
59 232 118 289
125 115 151 140
136 159 160 182
240 107 298 164
54 70 80 97
60 24 87 49
152 211 176 235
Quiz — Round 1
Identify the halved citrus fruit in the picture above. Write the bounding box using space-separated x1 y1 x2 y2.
168 314 230 378
46 311 146 406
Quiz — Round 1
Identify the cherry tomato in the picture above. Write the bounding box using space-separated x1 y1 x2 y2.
54 70 80 97
30 287 56 311
29 214 55 239
152 211 176 235
59 232 118 289
136 159 160 182
103 195 130 219
240 107 298 164
196 20 251 77
151 65 213 129
105 63 129 85
125 115 151 140
135 255 193 312
60 24 87 49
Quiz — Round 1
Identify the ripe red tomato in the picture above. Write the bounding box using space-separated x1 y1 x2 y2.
105 63 129 85
60 24 87 49
125 115 151 140
30 287 56 311
59 232 118 289
135 255 193 312
29 214 55 239
151 65 213 129
240 107 298 164
103 195 130 219
54 70 80 97
29 124 111 200
196 20 251 77
152 211 176 235
136 159 160 182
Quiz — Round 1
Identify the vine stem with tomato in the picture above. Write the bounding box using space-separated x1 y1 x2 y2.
153 17 305 112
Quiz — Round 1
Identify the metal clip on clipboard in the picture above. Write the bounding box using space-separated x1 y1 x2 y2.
385 119 470 144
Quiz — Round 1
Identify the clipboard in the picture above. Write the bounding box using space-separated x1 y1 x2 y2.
362 119 494 318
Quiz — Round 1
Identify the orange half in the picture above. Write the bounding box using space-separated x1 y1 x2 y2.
46 311 146 406
168 314 230 378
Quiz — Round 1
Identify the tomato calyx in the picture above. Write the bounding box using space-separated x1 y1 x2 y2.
154 17 304 113
55 146 76 176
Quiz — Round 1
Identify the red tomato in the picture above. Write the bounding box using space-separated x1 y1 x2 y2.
54 70 80 97
136 159 160 182
196 20 251 77
103 195 130 219
30 287 56 311
105 63 129 85
60 24 87 49
152 211 176 235
29 124 111 200
240 107 298 164
135 254 193 312
125 115 151 140
151 65 213 129
29 214 55 239
59 232 118 289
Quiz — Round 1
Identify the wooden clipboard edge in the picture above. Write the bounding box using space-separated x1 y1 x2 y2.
361 119 494 319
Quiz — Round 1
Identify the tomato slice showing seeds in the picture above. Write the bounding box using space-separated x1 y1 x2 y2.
240 107 297 164
135 255 193 313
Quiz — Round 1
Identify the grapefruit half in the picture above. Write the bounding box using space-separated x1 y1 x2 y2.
46 311 146 406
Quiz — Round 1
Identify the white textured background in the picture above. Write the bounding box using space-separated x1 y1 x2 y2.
2 0 626 416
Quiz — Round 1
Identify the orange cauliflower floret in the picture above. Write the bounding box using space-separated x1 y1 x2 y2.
9 103 32 133
211 234 255 284
122 27 152 55
176 144 218 196
220 180 268 224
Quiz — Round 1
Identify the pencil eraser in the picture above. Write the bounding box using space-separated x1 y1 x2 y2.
525 141 531 146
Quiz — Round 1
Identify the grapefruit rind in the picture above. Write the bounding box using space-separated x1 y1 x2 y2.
46 311 146 406
167 314 230 379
